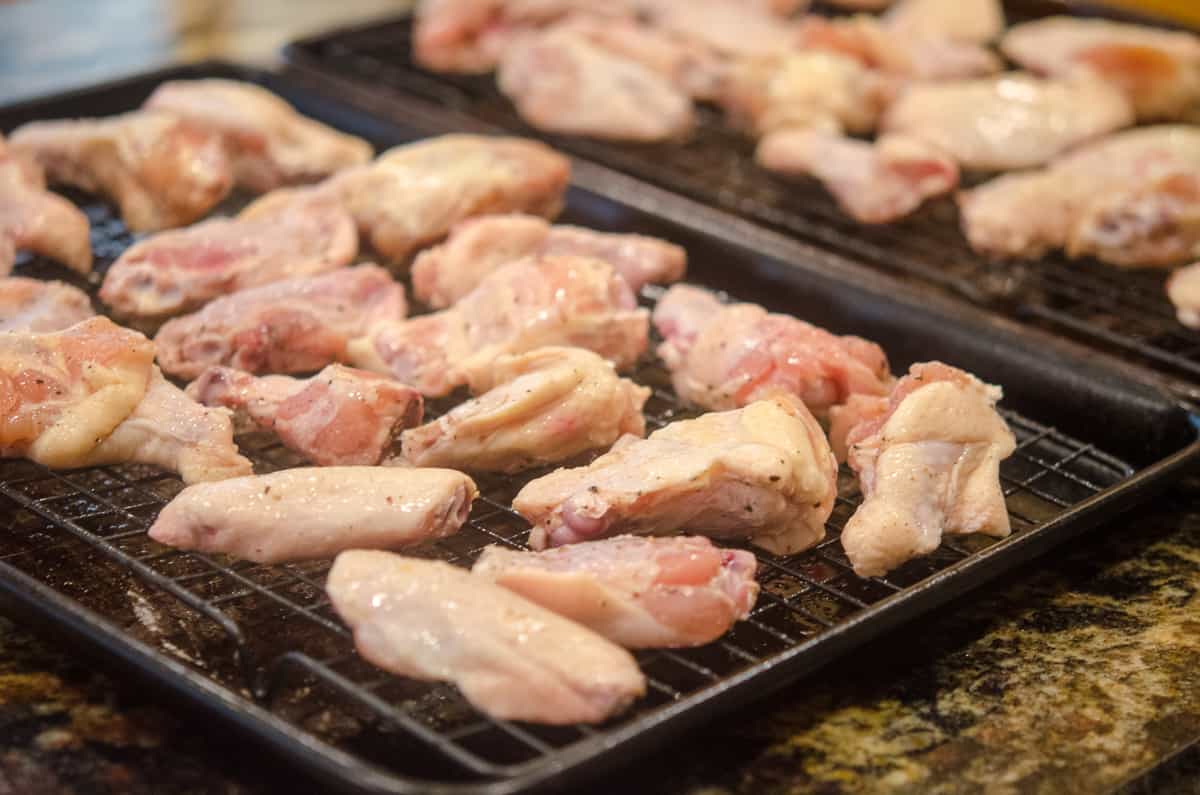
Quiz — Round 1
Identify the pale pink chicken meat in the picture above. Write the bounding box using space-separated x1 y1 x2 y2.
841 362 1016 578
958 126 1200 267
636 0 800 58
154 265 406 380
653 284 892 416
498 25 694 142
150 467 476 563
327 551 645 725
188 364 423 467
757 130 959 223
400 347 648 472
0 277 94 333
411 213 686 308
99 191 357 319
9 111 233 232
1167 263 1200 329
514 396 837 555
473 535 759 648
1001 17 1200 120
884 0 1005 43
0 135 92 275
143 79 373 191
349 255 649 397
883 74 1135 172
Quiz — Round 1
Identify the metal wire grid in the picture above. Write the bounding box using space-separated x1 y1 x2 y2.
286 14 1200 390
2 194 1135 782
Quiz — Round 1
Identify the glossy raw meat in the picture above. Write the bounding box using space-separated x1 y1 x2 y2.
187 364 423 466
473 535 759 648
653 284 891 416
959 126 1200 267
885 0 1004 43
99 191 356 318
757 130 958 223
350 255 649 397
883 74 1135 171
0 277 94 333
514 396 838 555
9 111 233 232
144 79 373 191
841 362 1016 577
498 25 694 142
327 551 646 724
1167 263 1200 328
637 0 800 58
0 136 92 275
154 265 405 380
400 347 648 472
1001 16 1200 120
411 213 686 308
149 467 477 563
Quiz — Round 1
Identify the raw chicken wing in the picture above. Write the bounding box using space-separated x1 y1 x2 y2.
411 213 686 308
327 551 645 724
0 135 92 275
514 396 837 555
885 0 1004 43
400 347 648 472
1167 263 1200 328
637 0 799 58
0 277 94 333
187 364 423 466
473 535 759 648
841 362 1016 577
150 468 477 563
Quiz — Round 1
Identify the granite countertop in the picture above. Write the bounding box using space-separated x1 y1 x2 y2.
1 1 1199 792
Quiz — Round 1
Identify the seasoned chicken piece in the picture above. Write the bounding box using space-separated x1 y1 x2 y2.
149 468 476 563
637 0 800 58
350 256 649 397
653 284 891 416
1168 263 1200 328
883 74 1134 171
400 347 648 472
411 213 686 308
0 137 92 275
718 52 895 137
757 130 959 223
85 368 252 484
514 396 837 555
9 111 233 232
498 25 694 142
187 365 423 467
841 362 1015 578
473 535 759 648
0 277 94 333
143 79 373 191
1001 16 1200 120
959 126 1200 267
99 191 356 319
0 317 154 469
885 0 1004 43
154 265 405 380
327 551 645 724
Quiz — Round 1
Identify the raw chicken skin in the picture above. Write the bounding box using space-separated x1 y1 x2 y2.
473 535 759 648
187 364 423 466
1167 263 1200 329
959 126 1200 267
841 362 1016 578
400 346 648 472
99 191 356 319
149 468 477 563
514 396 837 555
757 130 959 223
1001 17 1200 120
636 0 799 58
0 317 154 469
411 213 686 308
498 25 694 142
0 277 94 333
885 0 1004 43
883 74 1134 171
0 136 92 275
9 111 233 232
653 284 891 416
154 265 406 380
143 79 373 191
349 255 649 397
327 551 646 724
